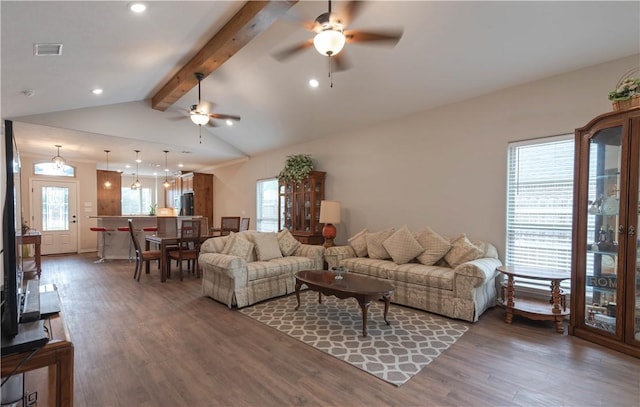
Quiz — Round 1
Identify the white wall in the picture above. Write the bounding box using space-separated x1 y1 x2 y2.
212 54 640 258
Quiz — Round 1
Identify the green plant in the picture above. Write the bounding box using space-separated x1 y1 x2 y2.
278 154 314 183
608 77 640 101
149 204 157 215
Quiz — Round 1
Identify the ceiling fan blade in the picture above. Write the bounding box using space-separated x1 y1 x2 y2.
334 1 365 27
198 100 216 114
209 113 241 121
344 29 403 45
333 53 352 72
271 38 314 61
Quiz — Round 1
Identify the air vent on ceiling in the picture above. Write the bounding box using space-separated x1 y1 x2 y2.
34 43 63 56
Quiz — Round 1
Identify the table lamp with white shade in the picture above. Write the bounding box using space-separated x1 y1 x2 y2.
319 200 341 248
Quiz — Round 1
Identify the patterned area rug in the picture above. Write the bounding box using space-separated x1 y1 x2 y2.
240 290 469 386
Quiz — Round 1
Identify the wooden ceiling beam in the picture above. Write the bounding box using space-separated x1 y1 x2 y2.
152 0 298 111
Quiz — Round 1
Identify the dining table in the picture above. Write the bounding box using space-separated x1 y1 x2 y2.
145 234 213 282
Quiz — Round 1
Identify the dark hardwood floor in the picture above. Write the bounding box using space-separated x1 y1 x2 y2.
28 253 640 406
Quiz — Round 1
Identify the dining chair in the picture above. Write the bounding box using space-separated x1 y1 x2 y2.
167 219 202 281
240 217 250 231
128 219 161 281
220 216 241 236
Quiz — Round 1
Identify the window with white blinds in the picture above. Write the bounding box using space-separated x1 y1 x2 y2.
505 135 574 289
256 178 279 232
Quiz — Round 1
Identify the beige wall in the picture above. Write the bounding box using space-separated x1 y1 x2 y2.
212 54 640 258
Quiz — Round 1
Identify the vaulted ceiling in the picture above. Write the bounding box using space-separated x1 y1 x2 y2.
2 1 639 175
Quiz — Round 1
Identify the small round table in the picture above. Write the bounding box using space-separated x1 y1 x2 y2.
496 265 570 333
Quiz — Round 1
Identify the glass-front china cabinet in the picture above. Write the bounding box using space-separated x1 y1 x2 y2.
570 106 640 357
278 171 326 245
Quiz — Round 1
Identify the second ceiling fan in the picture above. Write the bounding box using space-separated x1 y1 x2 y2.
187 72 241 127
272 0 403 86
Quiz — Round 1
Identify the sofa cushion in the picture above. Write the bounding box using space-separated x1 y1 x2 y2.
390 263 454 290
445 234 484 268
382 225 425 264
366 228 394 260
247 256 315 281
341 257 454 290
222 234 254 261
253 232 283 261
348 228 369 257
277 229 301 256
341 257 392 279
415 227 452 266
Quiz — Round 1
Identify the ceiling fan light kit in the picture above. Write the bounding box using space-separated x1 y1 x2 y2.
314 28 345 56
272 0 403 88
190 112 210 126
185 72 241 132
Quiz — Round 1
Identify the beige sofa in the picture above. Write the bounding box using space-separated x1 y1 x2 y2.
199 230 324 308
324 226 502 322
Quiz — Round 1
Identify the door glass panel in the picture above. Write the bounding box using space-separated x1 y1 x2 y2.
41 186 69 231
584 126 622 334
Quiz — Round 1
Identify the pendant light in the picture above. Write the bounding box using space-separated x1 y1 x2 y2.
52 145 66 168
162 150 171 188
103 150 112 188
131 150 141 190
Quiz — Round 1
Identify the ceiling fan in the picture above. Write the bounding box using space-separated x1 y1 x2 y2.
185 72 241 128
272 0 403 86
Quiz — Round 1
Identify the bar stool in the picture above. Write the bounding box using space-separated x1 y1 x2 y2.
117 226 133 261
90 227 113 263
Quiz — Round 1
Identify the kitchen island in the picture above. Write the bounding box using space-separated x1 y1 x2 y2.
88 216 207 261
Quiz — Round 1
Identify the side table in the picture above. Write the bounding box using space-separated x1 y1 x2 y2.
496 265 570 333
16 231 42 277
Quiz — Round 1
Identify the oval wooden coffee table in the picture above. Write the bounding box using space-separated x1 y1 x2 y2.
294 270 394 337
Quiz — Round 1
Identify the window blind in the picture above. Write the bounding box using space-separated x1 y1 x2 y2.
506 135 574 289
256 178 279 232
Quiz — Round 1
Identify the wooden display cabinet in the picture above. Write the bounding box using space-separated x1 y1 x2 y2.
570 106 640 358
278 171 326 245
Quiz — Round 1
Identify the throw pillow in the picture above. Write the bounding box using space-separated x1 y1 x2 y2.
415 227 452 266
444 234 484 268
211 235 229 253
366 228 394 260
221 234 254 260
253 232 284 261
348 228 369 257
277 229 301 256
473 240 499 259
382 225 425 264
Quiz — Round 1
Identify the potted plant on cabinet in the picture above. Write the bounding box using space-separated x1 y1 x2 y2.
278 154 314 183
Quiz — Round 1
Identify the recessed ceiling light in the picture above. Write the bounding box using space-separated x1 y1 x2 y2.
226 120 233 127
129 2 146 13
178 164 184 168
91 88 103 95
309 79 319 88
125 164 131 169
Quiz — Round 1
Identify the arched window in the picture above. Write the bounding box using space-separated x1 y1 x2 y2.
34 162 75 177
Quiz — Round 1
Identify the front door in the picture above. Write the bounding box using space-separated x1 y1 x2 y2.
31 180 79 255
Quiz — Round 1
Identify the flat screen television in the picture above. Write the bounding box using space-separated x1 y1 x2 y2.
1 120 23 339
